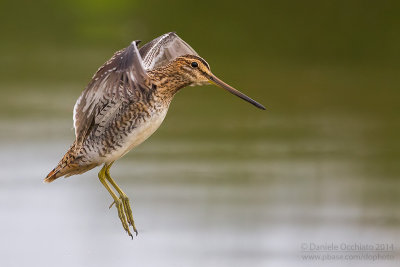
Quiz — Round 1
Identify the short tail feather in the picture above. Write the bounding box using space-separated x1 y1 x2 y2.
44 156 76 183
44 167 61 183
44 143 78 183
44 142 98 183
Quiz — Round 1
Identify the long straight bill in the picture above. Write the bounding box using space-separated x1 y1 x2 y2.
208 74 266 110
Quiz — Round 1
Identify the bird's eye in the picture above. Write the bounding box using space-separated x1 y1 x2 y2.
191 62 198 68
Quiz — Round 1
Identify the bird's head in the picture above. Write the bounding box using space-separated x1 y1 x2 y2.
168 55 265 110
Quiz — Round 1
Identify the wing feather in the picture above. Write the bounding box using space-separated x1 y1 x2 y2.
139 32 199 70
73 41 150 149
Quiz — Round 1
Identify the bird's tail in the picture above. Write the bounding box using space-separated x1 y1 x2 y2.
44 144 78 183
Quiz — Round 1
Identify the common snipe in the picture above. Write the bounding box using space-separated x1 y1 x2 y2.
45 32 265 238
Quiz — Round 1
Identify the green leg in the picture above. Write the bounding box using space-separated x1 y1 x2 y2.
105 162 138 236
98 164 133 238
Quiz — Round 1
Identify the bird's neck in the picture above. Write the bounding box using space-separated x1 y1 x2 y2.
147 66 192 101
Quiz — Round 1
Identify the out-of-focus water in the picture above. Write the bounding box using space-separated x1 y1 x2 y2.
0 82 399 266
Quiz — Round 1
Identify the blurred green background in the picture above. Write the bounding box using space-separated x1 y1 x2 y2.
1 0 399 116
0 1 399 266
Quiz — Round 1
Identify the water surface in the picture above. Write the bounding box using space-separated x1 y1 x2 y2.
0 87 399 266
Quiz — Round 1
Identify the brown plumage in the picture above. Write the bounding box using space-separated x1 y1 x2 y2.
45 142 97 182
45 32 265 238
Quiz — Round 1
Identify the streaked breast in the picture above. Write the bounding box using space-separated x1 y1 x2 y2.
104 107 168 163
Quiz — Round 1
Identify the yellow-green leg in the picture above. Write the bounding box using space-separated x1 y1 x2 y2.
98 163 134 238
104 162 138 236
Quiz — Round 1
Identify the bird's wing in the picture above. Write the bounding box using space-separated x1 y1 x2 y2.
73 41 150 148
139 32 199 70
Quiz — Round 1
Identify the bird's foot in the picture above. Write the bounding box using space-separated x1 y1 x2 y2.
99 163 138 238
111 198 134 238
109 194 138 237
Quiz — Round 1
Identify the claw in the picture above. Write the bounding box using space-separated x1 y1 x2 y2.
127 229 133 239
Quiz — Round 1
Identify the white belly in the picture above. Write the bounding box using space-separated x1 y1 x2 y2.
103 108 168 164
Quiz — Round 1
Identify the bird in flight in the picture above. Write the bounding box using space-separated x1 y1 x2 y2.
45 32 265 238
